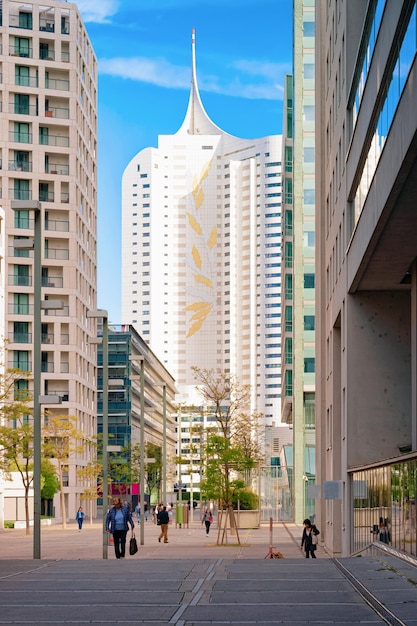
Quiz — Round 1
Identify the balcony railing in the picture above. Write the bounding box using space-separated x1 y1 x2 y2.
43 106 70 120
9 45 33 58
44 305 69 316
41 362 54 373
61 51 70 63
42 333 54 344
9 303 34 315
15 76 38 88
45 218 69 232
10 188 32 201
39 133 70 147
9 131 33 144
39 190 54 202
40 49 55 61
9 360 31 371
60 334 69 345
9 274 31 287
61 192 69 203
45 78 69 91
42 276 64 288
45 163 69 175
9 159 32 172
60 362 69 373
12 103 38 116
44 248 69 261
9 332 31 343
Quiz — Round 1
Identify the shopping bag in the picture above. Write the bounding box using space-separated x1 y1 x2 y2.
129 533 138 555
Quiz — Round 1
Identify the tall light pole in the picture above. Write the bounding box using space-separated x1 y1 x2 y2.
152 383 167 505
87 309 108 559
130 355 145 545
12 200 63 559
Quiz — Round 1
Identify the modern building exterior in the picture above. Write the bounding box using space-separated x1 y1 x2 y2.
1 0 98 521
94 324 177 504
281 0 317 524
121 31 283 428
316 0 417 557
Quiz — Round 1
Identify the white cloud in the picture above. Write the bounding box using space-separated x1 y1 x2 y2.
99 56 284 100
76 0 120 24
99 57 190 89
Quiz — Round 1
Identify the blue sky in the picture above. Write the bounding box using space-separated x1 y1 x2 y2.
77 0 293 324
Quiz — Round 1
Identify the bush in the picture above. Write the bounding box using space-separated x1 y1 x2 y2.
4 521 14 529
232 489 258 510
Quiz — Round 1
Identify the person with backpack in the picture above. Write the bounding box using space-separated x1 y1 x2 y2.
202 509 213 536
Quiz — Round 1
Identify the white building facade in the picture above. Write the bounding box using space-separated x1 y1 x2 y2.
121 31 282 422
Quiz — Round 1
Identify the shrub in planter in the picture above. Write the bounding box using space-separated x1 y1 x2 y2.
232 489 259 510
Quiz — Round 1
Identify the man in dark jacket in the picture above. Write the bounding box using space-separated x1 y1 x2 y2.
106 497 134 559
157 505 170 543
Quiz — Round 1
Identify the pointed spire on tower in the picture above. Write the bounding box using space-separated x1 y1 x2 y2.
177 29 225 136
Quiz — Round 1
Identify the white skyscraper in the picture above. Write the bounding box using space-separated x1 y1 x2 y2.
122 31 282 421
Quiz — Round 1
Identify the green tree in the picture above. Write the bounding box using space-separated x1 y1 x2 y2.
192 368 263 545
43 415 86 529
0 368 33 534
41 458 60 514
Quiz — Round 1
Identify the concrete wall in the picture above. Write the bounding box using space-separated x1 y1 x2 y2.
346 291 411 468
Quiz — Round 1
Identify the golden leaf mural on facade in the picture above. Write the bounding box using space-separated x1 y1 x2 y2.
208 227 217 249
187 212 202 234
185 160 216 338
192 245 202 269
194 274 213 289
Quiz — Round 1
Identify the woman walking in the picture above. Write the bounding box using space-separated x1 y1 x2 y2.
106 497 134 559
76 507 84 531
202 510 213 536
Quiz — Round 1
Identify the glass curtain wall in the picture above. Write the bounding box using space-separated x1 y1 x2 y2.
352 458 417 557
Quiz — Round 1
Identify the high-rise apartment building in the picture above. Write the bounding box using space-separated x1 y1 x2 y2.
316 0 417 557
1 0 98 521
121 31 282 422
281 0 317 524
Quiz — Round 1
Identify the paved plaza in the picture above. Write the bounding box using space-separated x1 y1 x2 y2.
0 520 416 625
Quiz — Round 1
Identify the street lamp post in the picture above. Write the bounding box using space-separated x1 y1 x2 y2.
87 309 108 560
130 355 146 546
12 200 63 559
152 383 167 505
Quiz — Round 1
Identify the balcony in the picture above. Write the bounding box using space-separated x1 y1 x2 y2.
39 18 54 33
42 106 70 120
41 333 54 344
42 276 64 288
39 133 69 147
9 131 33 144
9 360 31 371
45 162 69 175
9 332 31 343
15 75 38 88
44 247 69 261
44 218 69 233
10 188 33 201
45 77 69 91
9 274 31 287
39 190 54 202
41 362 54 373
12 103 38 116
44 305 69 317
9 303 34 315
9 45 33 58
9 159 32 172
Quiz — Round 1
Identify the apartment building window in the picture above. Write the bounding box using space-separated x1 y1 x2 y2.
14 122 31 143
19 11 33 30
14 37 31 57
14 350 30 371
14 293 29 315
14 93 30 115
14 179 30 201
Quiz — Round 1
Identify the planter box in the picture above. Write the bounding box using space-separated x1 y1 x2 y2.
219 509 260 529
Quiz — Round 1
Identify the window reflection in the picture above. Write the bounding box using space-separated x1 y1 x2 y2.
352 460 417 557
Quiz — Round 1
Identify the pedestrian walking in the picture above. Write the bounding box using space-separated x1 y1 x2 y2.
106 497 135 559
135 502 141 524
301 518 319 558
157 505 170 543
75 507 84 531
202 510 213 536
